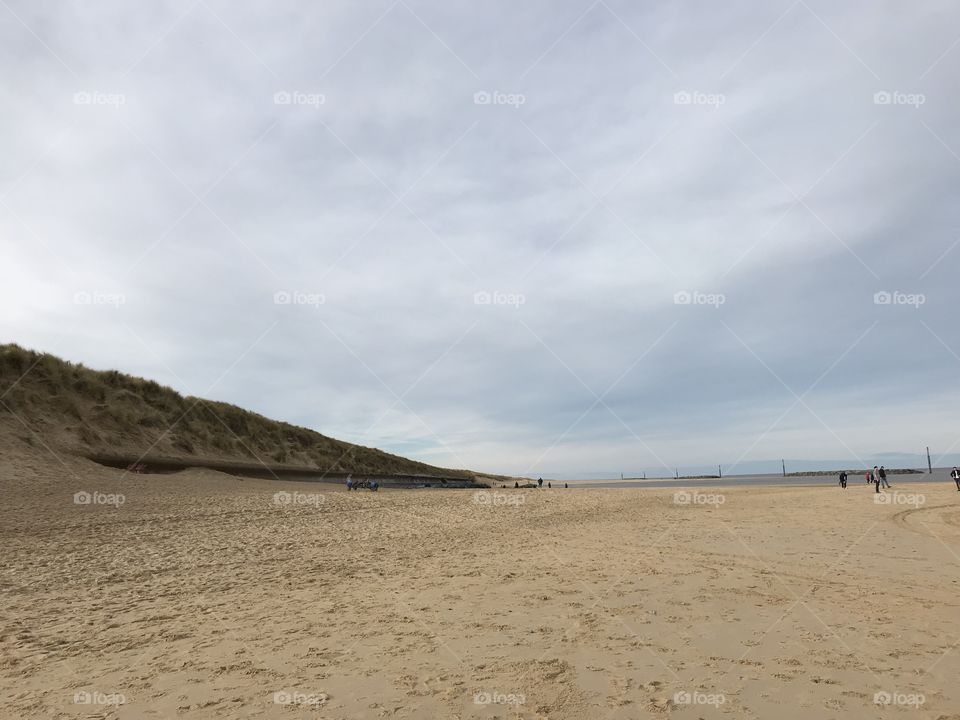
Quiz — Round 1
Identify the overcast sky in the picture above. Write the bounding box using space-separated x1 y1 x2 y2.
2 1 958 477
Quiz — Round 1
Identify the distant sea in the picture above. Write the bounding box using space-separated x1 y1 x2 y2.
564 468 957 489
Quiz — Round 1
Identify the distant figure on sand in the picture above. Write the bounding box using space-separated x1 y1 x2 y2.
346 475 354 491
514 481 519 488
547 482 551 488
564 483 568 488
865 471 872 485
872 467 881 493
879 465 891 489
838 471 847 489
538 477 543 488
952 467 960 491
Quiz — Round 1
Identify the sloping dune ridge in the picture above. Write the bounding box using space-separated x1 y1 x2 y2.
0 343 475 479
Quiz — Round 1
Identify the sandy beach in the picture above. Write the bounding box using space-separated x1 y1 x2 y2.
3 447 960 719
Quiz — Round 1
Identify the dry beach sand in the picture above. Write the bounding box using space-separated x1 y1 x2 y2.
3 444 960 718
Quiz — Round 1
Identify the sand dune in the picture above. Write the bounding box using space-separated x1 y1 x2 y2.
3 447 960 718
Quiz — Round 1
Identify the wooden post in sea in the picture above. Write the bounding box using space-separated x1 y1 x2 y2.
927 446 933 474
782 459 786 476
675 468 679 479
718 464 722 478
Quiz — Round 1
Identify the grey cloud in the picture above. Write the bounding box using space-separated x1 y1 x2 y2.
2 0 958 477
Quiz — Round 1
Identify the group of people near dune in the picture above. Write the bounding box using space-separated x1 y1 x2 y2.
345 474 378 491
839 466 960 492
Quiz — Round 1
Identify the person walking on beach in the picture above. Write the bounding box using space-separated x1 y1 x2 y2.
839 471 847 489
951 467 960 491
538 477 543 488
879 465 891 489
865 471 872 485
872 466 881 493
